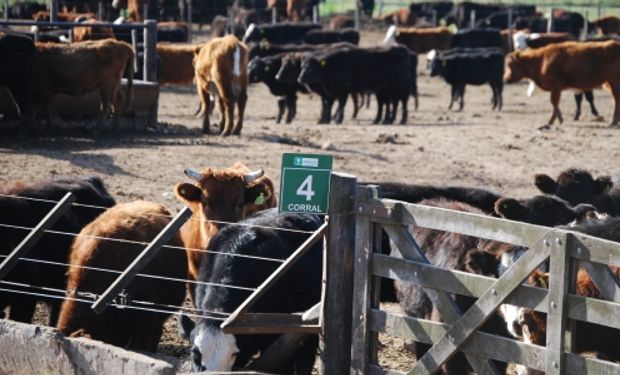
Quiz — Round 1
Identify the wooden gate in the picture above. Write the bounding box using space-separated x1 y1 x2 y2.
351 185 620 375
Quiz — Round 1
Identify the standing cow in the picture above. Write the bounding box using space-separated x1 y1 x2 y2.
194 35 248 136
0 32 36 125
32 39 134 130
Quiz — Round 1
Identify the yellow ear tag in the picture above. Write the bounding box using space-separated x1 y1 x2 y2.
255 192 265 205
320 59 326 66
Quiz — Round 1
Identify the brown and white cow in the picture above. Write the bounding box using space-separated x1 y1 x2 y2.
505 40 620 127
157 42 203 85
384 26 451 53
194 35 248 135
174 162 277 301
33 39 134 130
57 200 187 352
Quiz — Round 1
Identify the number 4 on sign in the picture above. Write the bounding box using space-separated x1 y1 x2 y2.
296 175 316 201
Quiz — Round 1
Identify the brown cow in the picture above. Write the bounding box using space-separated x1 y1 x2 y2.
384 26 451 53
157 42 203 85
174 162 276 302
505 40 620 127
33 39 134 130
194 35 248 135
328 14 354 30
267 0 306 21
112 0 144 22
594 16 620 36
32 11 96 22
73 19 116 42
380 7 416 26
57 200 187 352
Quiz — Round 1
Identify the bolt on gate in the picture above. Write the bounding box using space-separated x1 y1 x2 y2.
351 185 620 375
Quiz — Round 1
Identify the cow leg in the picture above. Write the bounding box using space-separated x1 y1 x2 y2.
98 84 114 131
458 85 465 111
448 85 456 110
573 92 583 120
197 87 211 134
585 90 600 118
373 95 384 124
400 96 408 125
611 85 620 126
497 81 503 111
548 90 563 125
276 98 286 124
111 83 123 131
285 94 297 124
383 100 395 124
323 97 334 124
335 95 347 124
233 91 247 135
219 99 234 136
351 93 360 119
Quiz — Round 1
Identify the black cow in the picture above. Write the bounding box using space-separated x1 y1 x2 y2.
297 45 412 124
303 28 360 45
409 1 453 25
358 0 374 17
514 10 590 39
249 54 308 123
443 2 504 29
494 195 597 227
247 41 352 61
179 209 322 374
8 2 47 19
475 6 537 29
242 22 321 44
0 176 116 325
428 47 504 111
0 32 36 125
450 28 503 49
534 168 620 215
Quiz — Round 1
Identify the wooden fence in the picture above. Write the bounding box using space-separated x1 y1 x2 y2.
350 184 620 375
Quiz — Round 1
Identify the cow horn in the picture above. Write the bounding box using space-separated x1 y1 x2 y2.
244 169 264 184
184 169 202 181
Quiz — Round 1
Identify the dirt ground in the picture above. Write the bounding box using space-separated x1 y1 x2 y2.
2 27 620 372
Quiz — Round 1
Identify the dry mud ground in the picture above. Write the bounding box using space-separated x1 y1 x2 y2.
1 28 620 372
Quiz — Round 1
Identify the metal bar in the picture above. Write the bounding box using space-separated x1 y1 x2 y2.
3 0 8 22
354 3 360 30
187 0 192 43
91 206 192 314
0 192 75 281
143 19 158 82
131 29 138 72
548 8 555 33
220 221 328 330
50 0 58 22
470 9 475 29
271 7 276 24
0 20 148 29
312 5 318 24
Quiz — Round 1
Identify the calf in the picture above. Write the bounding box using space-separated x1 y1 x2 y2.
0 176 115 325
248 54 308 123
32 39 134 130
594 16 620 36
534 168 620 215
494 194 597 227
303 28 360 45
57 201 187 352
450 28 503 48
0 32 36 124
242 22 321 44
428 47 504 111
298 45 412 124
384 26 452 53
157 43 202 85
505 40 620 127
180 209 322 373
174 162 276 302
194 35 248 135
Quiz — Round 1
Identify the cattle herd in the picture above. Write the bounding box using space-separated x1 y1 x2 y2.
3 0 620 373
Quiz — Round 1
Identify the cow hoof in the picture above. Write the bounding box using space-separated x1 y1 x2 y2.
538 124 552 131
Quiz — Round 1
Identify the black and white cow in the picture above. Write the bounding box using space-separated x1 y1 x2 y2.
180 209 322 373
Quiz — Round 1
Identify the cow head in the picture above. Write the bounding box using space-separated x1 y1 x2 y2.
180 316 239 372
504 52 526 83
175 164 272 226
248 57 268 84
535 169 613 206
494 195 598 227
275 53 301 84
298 56 323 88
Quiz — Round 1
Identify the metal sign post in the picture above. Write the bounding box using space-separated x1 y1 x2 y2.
279 153 333 215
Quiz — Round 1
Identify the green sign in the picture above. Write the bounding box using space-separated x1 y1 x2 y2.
279 153 333 215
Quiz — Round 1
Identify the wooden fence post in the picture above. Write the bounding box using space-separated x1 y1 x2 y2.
143 19 158 82
319 172 357 375
91 206 191 313
350 185 377 375
0 192 75 280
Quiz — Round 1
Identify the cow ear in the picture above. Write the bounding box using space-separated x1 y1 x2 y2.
573 203 599 223
464 249 498 277
175 183 202 203
179 314 195 341
593 176 613 195
245 182 273 206
494 198 526 221
534 173 557 194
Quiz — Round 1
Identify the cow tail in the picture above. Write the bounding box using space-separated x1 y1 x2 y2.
125 52 134 110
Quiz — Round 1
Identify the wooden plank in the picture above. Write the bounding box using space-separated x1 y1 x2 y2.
545 232 570 375
0 192 75 281
320 172 357 375
249 303 320 372
372 253 549 313
566 352 620 375
566 294 620 330
350 186 377 375
220 221 327 330
91 207 192 314
410 236 551 375
368 365 406 375
567 233 620 267
143 19 158 82
362 200 549 248
579 260 620 302
225 313 302 325
222 324 320 335
370 309 546 372
382 224 500 375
